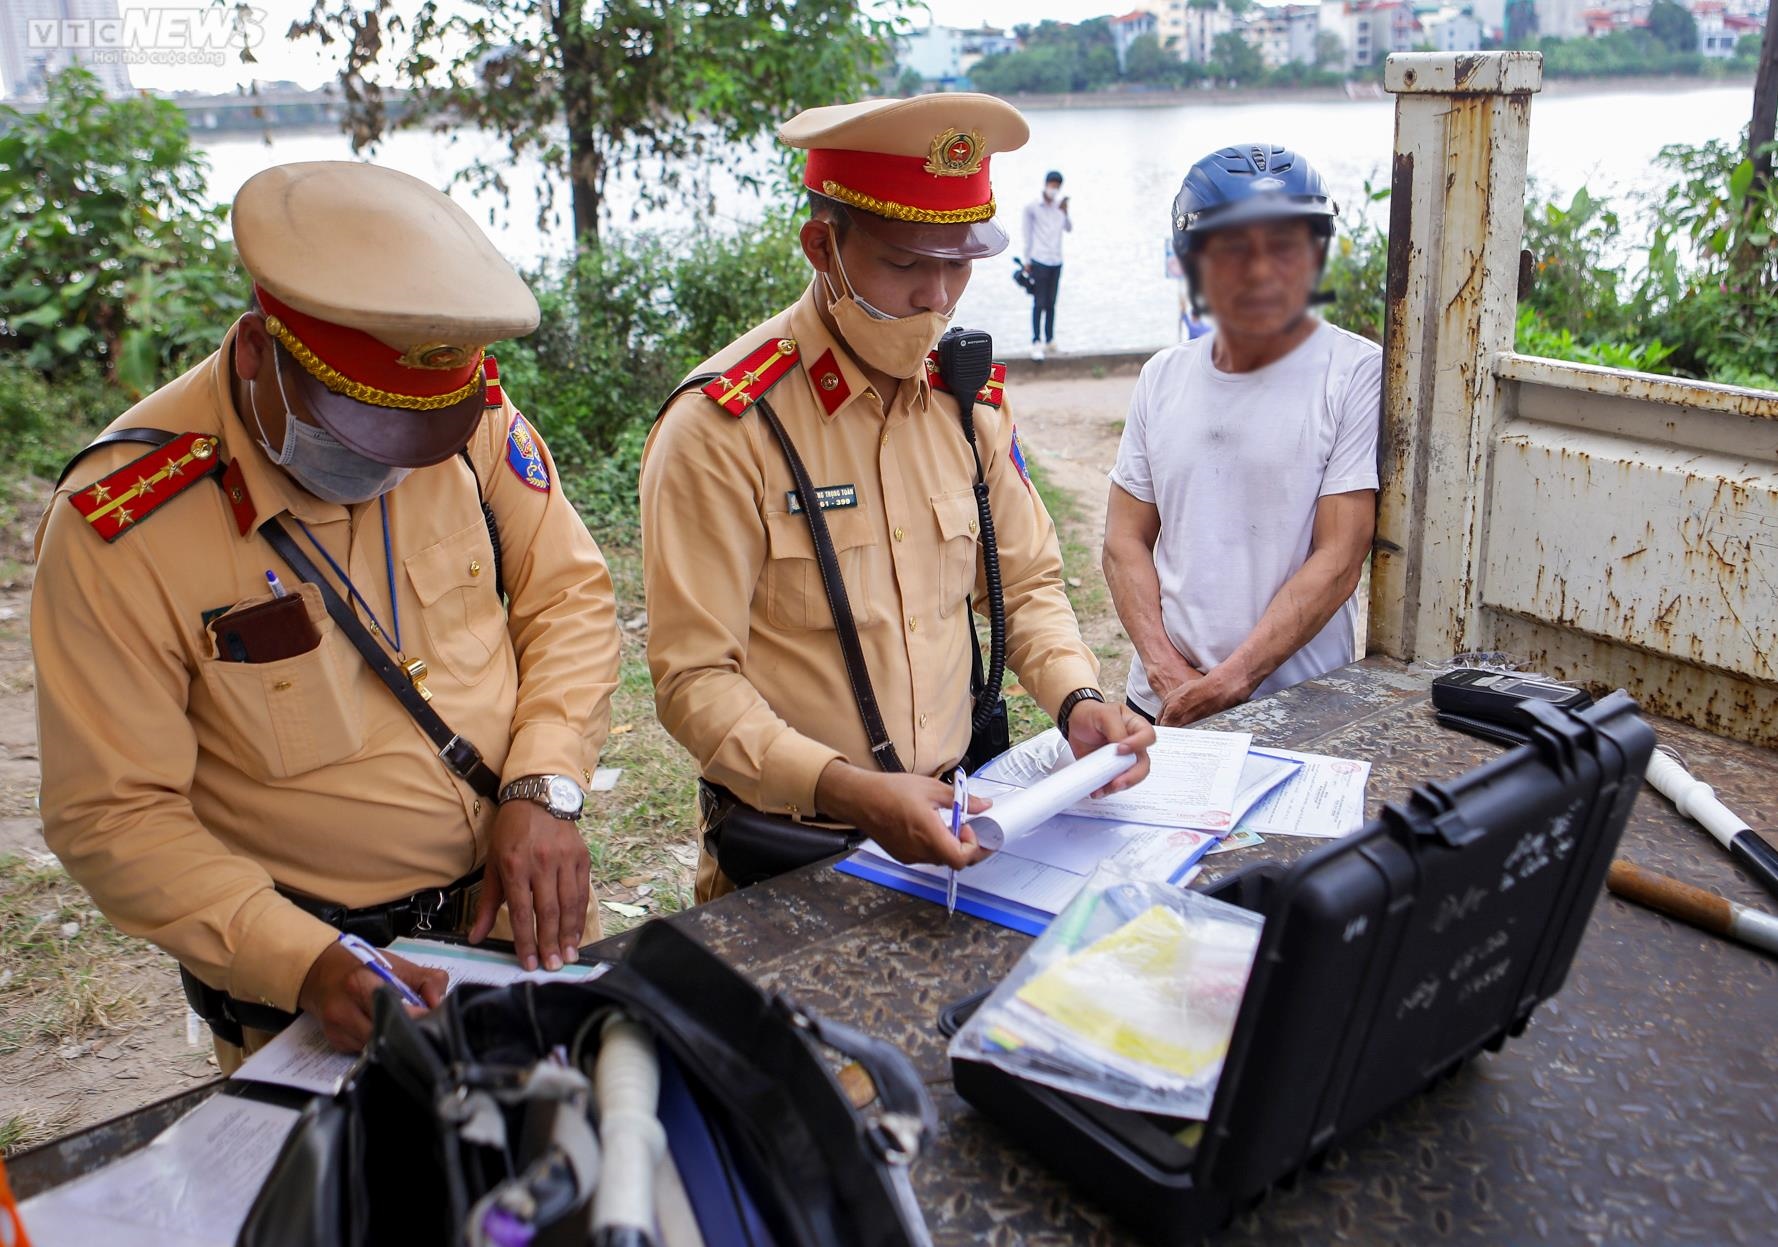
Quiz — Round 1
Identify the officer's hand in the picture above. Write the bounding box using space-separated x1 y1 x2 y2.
1158 667 1246 727
298 942 447 1053
1065 700 1157 797
470 800 590 973
815 763 992 870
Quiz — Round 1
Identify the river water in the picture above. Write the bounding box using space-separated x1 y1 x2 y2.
196 85 1750 355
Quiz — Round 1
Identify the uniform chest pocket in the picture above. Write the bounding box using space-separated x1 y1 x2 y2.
931 490 980 619
405 519 509 685
763 508 880 631
193 584 365 782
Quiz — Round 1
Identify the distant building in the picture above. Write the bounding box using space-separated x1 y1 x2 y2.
1420 4 1485 48
1154 0 1241 62
1694 0 1763 54
1 0 133 100
1247 4 1324 66
1534 0 1591 38
1321 0 1418 68
1110 9 1161 71
897 22 1019 89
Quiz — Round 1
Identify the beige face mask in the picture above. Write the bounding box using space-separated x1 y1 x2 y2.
821 229 954 379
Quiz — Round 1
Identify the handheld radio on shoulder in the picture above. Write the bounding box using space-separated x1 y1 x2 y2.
936 327 1009 753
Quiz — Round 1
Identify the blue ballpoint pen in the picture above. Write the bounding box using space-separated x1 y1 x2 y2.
337 932 426 1006
947 769 966 916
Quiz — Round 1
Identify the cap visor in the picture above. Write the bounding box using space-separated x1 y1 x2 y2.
848 212 1009 260
292 366 486 468
1191 196 1336 234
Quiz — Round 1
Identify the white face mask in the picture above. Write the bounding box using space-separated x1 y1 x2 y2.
1043 186 1059 202
250 344 412 505
820 229 954 379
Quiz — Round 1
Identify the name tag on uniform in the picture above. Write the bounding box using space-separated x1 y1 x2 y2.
786 484 858 514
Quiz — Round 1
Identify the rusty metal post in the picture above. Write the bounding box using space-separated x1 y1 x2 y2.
1369 52 1543 662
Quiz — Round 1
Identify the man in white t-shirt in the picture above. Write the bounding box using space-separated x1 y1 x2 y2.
1104 144 1381 725
1021 170 1071 361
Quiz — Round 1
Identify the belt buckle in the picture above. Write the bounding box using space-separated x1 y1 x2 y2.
413 889 448 933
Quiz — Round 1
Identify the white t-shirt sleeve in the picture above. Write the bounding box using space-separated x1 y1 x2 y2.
1109 361 1157 503
1319 344 1382 497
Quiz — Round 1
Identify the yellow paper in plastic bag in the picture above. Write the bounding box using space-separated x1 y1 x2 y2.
1013 904 1255 1080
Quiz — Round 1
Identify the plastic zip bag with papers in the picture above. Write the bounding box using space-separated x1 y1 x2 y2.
949 863 1264 1117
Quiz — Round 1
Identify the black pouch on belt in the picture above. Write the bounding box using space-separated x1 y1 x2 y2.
699 780 862 889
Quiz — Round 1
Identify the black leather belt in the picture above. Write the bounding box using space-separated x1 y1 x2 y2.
182 867 483 1046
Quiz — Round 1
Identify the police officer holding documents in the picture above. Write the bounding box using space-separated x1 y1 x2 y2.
642 94 1156 902
32 162 622 1064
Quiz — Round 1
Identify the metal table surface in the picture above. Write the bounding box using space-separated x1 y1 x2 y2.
12 658 1778 1244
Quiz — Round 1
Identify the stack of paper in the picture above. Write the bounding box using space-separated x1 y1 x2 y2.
838 727 1303 933
232 937 608 1096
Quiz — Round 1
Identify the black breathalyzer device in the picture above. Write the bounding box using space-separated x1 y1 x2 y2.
937 327 1010 768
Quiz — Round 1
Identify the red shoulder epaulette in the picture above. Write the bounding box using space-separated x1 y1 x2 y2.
65 432 223 542
925 352 1007 407
702 337 800 416
481 353 504 409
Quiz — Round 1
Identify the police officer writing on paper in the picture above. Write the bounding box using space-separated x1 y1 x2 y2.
1021 170 1071 361
641 95 1155 902
1103 145 1381 727
33 163 622 1062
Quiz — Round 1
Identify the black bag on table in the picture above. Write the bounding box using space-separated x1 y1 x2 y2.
239 921 935 1247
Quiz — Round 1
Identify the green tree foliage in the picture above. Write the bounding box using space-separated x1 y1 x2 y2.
0 69 244 396
287 0 907 249
1123 34 1175 83
1209 30 1265 83
970 18 1123 93
495 212 810 534
1645 0 1698 52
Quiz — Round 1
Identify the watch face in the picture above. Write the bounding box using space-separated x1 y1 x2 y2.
547 775 583 813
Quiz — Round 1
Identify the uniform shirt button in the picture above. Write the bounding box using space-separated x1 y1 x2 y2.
893 527 905 542
786 803 800 815
919 713 929 728
880 430 890 449
907 615 919 632
469 560 482 577
473 799 484 816
968 520 978 534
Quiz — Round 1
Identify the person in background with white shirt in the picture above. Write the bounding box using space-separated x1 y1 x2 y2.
1103 144 1380 726
1021 170 1071 361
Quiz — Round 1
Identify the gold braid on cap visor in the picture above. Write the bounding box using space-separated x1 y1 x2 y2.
819 181 997 225
262 315 484 411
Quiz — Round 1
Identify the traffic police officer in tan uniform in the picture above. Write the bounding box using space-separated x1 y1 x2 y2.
641 95 1156 901
33 162 622 1062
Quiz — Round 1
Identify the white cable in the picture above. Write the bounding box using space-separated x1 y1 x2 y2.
1645 748 1749 851
592 1013 666 1242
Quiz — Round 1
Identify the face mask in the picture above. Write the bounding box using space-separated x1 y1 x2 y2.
1043 188 1057 202
821 229 953 379
251 344 412 505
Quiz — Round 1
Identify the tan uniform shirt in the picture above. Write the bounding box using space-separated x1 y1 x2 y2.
32 331 620 1013
641 282 1099 817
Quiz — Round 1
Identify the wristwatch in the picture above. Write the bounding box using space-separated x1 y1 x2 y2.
497 774 585 820
1056 687 1106 740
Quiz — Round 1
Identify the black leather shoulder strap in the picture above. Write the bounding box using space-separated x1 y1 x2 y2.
56 427 180 488
57 428 503 798
658 373 905 774
259 517 502 798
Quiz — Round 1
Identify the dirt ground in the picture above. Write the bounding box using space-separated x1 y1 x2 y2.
0 366 1145 1154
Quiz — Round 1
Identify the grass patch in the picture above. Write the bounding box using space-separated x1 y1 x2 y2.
577 545 701 935
0 854 156 1052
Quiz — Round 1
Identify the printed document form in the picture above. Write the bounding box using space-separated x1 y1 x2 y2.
17 1093 300 1247
838 728 1289 933
232 937 607 1095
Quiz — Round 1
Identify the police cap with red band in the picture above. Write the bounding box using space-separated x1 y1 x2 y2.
232 162 541 467
781 94 1030 260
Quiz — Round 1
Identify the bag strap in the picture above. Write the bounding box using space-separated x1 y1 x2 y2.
259 517 503 798
661 375 905 774
59 426 504 798
456 446 505 603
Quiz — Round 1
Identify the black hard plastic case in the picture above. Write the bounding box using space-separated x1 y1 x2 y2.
950 693 1655 1244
